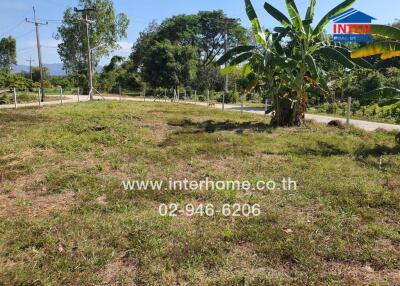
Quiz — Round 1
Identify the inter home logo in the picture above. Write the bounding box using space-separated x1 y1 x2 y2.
331 8 376 43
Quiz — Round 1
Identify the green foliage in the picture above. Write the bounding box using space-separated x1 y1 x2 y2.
31 67 49 83
57 0 129 79
316 100 400 123
191 65 224 93
244 0 266 45
48 76 74 90
217 91 240 104
384 67 400 88
352 25 400 60
218 0 360 126
0 69 32 90
127 10 247 92
362 87 400 102
128 21 158 72
331 68 400 102
312 0 356 39
149 10 247 66
0 36 16 69
142 41 197 88
99 56 144 92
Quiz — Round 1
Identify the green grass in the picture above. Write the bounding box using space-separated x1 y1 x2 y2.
0 101 399 285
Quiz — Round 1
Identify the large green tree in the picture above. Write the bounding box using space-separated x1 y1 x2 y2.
128 21 158 72
0 36 16 70
127 11 247 92
57 0 129 88
99 55 143 92
130 11 247 70
142 41 197 89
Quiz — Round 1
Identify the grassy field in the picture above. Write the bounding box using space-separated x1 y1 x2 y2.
0 101 399 285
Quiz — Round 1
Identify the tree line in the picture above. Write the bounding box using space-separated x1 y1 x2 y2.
0 0 399 126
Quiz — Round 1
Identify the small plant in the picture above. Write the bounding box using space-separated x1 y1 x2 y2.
18 199 31 208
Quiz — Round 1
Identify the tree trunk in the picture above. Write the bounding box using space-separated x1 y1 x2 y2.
271 91 308 127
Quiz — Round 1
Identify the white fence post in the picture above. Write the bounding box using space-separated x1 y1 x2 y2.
207 90 210 106
194 90 197 105
77 87 80 103
13 88 17 109
164 89 167 102
347 96 351 127
143 88 146 102
38 88 41 107
222 92 225 111
265 98 268 116
60 87 63 105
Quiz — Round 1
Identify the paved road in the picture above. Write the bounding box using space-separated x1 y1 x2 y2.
1 94 399 132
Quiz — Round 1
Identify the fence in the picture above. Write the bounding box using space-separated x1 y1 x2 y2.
0 87 355 127
0 87 83 108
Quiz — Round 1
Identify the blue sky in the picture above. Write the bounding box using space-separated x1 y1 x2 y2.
0 0 399 66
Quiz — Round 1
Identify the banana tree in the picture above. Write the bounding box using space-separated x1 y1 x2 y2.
217 10 293 125
351 25 400 60
218 0 363 126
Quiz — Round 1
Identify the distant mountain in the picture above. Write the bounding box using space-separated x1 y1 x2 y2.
12 64 104 76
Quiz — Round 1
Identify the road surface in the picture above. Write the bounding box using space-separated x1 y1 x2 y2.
1 94 399 132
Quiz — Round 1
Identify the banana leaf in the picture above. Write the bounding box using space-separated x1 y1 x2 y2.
264 2 291 27
334 46 373 68
245 0 267 46
220 52 255 75
216 45 255 66
370 25 400 40
285 0 303 31
312 0 356 39
305 0 316 22
305 54 318 78
316 46 355 69
351 41 400 59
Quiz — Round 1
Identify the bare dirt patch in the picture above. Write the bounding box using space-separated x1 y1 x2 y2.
99 258 137 286
140 120 171 144
326 261 400 285
0 191 77 218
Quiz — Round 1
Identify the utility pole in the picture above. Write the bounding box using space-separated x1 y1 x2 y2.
74 7 96 100
223 23 229 111
26 56 34 81
224 24 229 94
26 7 47 101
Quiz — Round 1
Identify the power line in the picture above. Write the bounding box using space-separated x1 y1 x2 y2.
0 19 26 38
13 29 35 40
26 6 48 101
17 45 36 52
26 57 34 80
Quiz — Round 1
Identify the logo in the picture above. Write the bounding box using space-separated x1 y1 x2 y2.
331 8 376 43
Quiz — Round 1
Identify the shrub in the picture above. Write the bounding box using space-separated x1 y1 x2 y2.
219 91 239 104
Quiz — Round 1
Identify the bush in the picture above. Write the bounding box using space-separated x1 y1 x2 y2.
218 91 239 104
315 101 400 123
